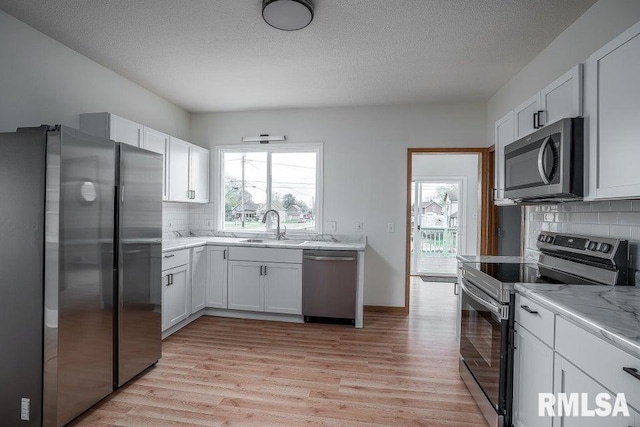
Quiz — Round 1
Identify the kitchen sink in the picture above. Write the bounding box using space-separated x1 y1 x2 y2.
240 238 306 245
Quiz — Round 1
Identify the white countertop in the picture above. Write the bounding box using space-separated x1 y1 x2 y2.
515 283 640 359
163 236 367 252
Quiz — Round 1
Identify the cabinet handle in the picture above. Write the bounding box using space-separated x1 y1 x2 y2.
537 110 544 128
259 266 263 276
533 112 538 129
192 190 196 199
223 249 226 260
453 282 459 296
623 367 640 382
170 274 174 285
264 265 267 276
520 305 538 315
164 254 175 258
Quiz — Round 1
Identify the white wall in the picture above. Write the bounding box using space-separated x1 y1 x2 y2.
487 0 640 143
0 10 190 138
412 154 479 256
191 103 487 307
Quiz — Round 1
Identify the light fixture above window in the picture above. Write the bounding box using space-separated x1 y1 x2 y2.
242 134 287 143
262 0 314 31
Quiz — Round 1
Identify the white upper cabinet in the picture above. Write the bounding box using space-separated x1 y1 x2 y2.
494 111 516 205
168 136 191 202
80 112 142 147
142 127 169 200
585 21 640 200
539 64 583 127
189 145 210 203
168 136 210 203
514 93 541 139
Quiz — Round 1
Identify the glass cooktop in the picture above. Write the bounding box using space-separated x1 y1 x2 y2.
468 262 541 283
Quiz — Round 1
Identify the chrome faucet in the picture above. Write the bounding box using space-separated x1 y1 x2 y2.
262 209 286 240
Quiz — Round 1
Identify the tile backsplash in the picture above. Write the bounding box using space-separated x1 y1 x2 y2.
162 202 191 239
525 200 640 269
189 202 216 233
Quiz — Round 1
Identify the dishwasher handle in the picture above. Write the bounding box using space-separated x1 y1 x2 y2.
304 255 356 262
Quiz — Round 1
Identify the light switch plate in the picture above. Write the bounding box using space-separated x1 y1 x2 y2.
167 220 173 229
356 222 363 232
327 221 337 233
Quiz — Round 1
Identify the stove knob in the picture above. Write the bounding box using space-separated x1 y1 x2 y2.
538 234 546 242
587 241 598 251
599 243 612 253
545 236 554 243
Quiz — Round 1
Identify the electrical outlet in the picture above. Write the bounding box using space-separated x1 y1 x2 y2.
387 222 395 233
207 220 213 229
356 222 363 232
327 221 337 233
167 220 173 229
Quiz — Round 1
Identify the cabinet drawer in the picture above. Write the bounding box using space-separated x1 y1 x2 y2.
162 249 189 270
228 247 302 264
515 294 555 347
555 316 640 411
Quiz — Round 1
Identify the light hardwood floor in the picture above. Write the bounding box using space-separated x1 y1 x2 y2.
73 279 487 426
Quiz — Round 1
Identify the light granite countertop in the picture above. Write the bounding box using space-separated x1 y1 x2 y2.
456 255 537 264
515 283 640 359
163 236 367 252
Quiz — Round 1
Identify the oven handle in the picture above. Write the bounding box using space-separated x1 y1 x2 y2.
461 279 509 321
537 136 553 185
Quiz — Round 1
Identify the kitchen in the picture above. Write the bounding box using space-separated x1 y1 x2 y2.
1 0 640 426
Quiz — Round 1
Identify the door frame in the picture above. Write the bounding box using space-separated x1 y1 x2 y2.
411 176 467 276
404 148 496 314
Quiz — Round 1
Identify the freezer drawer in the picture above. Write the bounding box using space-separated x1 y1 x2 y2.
302 250 357 323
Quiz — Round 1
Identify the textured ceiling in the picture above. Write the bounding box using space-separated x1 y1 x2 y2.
0 0 597 112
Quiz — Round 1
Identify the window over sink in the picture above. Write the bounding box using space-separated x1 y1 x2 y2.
216 143 323 234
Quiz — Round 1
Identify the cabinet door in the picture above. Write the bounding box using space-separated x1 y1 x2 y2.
512 324 553 427
189 145 210 203
514 93 541 139
110 114 143 147
554 355 635 427
228 261 263 312
168 136 191 202
263 263 302 315
206 246 228 309
191 246 206 313
162 265 190 331
494 112 516 205
586 21 640 199
539 64 582 127
142 127 169 200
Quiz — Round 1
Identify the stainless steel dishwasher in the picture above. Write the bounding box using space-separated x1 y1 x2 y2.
302 250 358 324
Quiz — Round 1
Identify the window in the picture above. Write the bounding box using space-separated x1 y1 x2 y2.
217 143 322 234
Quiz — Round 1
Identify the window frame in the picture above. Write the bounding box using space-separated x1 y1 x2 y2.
214 142 324 235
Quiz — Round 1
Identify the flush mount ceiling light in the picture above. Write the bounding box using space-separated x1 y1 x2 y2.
262 0 314 31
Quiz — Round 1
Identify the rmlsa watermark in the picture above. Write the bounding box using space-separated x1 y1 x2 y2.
539 393 630 417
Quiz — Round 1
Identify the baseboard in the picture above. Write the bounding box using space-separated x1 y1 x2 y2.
204 308 304 324
364 305 407 314
162 311 204 339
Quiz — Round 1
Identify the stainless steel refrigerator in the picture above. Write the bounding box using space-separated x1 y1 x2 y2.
0 125 162 426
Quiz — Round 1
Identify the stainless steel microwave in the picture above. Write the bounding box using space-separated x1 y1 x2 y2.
503 117 583 202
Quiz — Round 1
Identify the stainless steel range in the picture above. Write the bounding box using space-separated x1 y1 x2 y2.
458 232 630 427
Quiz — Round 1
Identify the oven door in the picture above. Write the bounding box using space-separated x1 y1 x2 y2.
459 279 510 416
503 132 562 199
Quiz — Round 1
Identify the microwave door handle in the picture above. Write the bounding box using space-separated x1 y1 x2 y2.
461 280 508 320
537 137 552 185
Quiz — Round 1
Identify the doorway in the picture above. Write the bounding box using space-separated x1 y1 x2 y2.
411 179 464 278
404 148 494 314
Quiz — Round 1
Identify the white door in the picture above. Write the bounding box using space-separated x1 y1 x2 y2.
263 263 302 315
512 324 553 427
189 145 210 203
110 114 143 147
162 265 190 331
553 355 635 427
514 93 541 139
168 136 191 202
206 247 228 309
227 261 263 312
191 246 206 313
539 64 582 127
494 112 515 205
142 127 169 200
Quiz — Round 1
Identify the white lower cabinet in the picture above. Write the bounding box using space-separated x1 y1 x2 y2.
554 355 636 427
162 264 190 331
512 324 554 427
191 246 206 312
206 246 228 309
227 260 302 314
